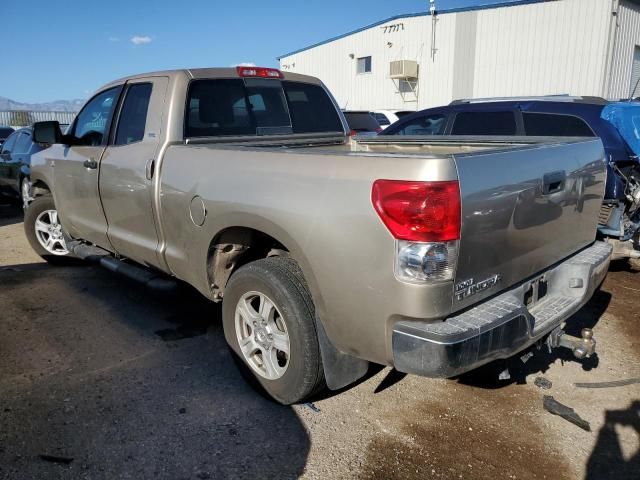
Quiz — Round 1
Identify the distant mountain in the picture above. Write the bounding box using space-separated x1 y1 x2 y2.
0 96 85 112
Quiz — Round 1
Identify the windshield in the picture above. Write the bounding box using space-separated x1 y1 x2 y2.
0 127 14 139
343 112 380 132
185 79 343 137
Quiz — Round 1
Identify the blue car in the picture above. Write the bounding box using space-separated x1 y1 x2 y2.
0 127 46 209
381 96 640 258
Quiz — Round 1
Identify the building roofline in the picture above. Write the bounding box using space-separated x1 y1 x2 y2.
277 0 547 60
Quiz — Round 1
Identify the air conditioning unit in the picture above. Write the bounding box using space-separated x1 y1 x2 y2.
389 60 419 79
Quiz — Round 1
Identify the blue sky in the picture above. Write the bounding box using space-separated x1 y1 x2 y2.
2 0 514 103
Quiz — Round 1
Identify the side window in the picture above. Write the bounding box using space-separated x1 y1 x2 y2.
396 114 446 136
115 83 152 145
374 113 390 126
13 132 32 154
72 87 120 146
451 111 517 135
523 113 595 137
357 56 372 74
1 132 18 154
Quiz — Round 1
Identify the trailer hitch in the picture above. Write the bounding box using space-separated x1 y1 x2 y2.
547 327 596 359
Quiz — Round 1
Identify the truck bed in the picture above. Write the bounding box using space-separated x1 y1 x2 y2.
160 136 606 364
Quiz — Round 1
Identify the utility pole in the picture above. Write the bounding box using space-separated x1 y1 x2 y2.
430 0 438 61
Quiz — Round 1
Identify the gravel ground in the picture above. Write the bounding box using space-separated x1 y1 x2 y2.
0 200 638 480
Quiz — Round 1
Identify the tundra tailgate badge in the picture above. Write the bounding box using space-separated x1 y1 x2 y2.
455 274 501 301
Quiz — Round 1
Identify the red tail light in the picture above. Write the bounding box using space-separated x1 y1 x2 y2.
372 180 461 242
236 66 283 78
349 129 357 136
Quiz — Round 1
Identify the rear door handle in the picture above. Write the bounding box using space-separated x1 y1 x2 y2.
83 159 98 169
145 158 155 180
543 170 566 195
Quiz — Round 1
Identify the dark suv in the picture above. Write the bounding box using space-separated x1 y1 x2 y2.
0 127 45 209
381 97 640 257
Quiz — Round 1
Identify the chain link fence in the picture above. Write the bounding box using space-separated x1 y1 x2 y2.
0 110 77 128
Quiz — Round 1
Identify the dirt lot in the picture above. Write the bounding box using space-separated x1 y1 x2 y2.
0 200 638 480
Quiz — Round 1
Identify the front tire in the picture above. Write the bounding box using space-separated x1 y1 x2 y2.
222 257 325 404
24 195 73 264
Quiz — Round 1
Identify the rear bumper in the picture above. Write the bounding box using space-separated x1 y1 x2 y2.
392 241 612 378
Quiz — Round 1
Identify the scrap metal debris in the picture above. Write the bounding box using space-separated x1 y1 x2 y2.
520 352 534 364
498 368 511 381
39 454 74 464
303 402 321 413
534 376 552 390
542 395 591 431
574 377 640 389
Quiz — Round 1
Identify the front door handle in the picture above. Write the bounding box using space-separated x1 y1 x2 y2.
83 159 98 169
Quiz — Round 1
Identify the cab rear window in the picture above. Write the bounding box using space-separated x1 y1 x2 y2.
185 79 343 137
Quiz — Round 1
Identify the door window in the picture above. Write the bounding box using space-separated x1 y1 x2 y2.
115 83 152 145
451 111 517 135
1 132 18 154
14 132 32 154
523 113 595 137
72 87 120 146
395 114 446 135
373 113 390 126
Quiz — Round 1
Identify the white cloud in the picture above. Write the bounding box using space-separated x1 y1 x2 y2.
233 62 256 67
131 35 152 45
108 36 120 42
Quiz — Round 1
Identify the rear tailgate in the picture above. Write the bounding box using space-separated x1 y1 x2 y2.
452 138 606 311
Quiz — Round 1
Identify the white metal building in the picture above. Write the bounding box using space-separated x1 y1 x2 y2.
278 0 640 111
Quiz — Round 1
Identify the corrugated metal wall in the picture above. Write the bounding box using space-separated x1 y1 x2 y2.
280 15 432 111
471 0 611 99
609 0 640 99
280 0 629 110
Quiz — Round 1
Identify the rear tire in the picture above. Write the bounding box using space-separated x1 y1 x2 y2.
222 257 325 404
24 195 74 265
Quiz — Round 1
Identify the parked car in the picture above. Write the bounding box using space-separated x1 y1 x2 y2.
342 110 381 135
0 126 44 208
371 110 416 129
381 96 640 259
27 67 609 404
0 126 15 147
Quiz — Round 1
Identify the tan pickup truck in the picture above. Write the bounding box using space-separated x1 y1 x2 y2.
26 66 611 403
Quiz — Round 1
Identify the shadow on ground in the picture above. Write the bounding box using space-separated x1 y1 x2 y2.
586 400 640 480
0 200 22 227
0 262 310 479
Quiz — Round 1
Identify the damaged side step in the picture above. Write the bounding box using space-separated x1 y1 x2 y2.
68 242 177 291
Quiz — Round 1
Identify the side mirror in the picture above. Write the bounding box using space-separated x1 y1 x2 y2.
33 121 62 145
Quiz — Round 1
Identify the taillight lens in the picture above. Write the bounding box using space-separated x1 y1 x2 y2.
371 180 461 242
236 66 283 78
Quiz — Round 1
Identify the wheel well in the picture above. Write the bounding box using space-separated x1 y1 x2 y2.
207 227 288 301
31 180 51 197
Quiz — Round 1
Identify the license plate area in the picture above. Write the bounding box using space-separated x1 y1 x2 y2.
524 276 548 308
